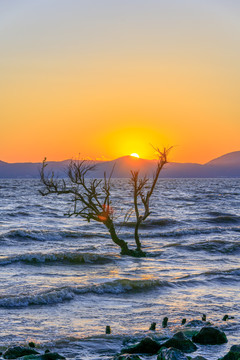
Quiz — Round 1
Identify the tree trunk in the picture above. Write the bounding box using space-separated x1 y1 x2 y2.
104 218 129 254
105 218 146 257
134 221 142 251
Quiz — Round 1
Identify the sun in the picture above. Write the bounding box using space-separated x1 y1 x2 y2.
130 153 140 158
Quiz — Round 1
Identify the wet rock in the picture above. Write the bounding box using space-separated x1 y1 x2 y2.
157 347 188 360
191 357 208 360
40 353 65 360
121 337 161 354
114 355 142 360
3 347 39 359
192 326 227 345
18 353 65 360
162 317 168 328
181 319 186 325
221 344 240 360
106 325 111 334
222 315 234 321
160 332 197 353
201 314 206 322
149 322 156 331
28 344 35 349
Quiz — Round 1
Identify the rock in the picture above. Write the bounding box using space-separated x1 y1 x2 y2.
222 315 234 321
3 347 39 359
160 332 197 353
202 314 206 322
106 325 111 334
162 317 168 328
28 344 35 349
18 353 65 360
114 355 142 360
149 322 156 331
192 326 227 345
41 353 65 360
221 344 240 360
181 319 186 325
191 357 208 360
121 337 161 354
157 347 188 360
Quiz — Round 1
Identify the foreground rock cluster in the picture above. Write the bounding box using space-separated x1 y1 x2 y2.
114 319 239 360
0 317 238 360
0 345 65 360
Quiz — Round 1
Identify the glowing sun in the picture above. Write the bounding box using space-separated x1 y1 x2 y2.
130 153 140 158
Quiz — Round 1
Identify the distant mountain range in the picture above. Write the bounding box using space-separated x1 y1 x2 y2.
0 151 240 178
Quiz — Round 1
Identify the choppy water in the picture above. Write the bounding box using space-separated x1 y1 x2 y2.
0 178 240 360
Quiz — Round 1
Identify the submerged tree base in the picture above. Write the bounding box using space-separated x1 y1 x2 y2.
120 248 147 257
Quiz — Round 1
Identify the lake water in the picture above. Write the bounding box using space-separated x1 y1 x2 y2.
0 178 240 359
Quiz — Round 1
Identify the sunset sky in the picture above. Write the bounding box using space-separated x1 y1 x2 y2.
1 0 239 163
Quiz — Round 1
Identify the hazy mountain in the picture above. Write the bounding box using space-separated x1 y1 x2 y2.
204 151 240 177
0 151 240 178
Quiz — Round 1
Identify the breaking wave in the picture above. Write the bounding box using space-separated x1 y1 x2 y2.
0 279 171 308
0 229 108 242
0 251 115 266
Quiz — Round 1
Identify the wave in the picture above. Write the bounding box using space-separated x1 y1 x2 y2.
0 229 108 242
0 279 171 308
122 218 177 228
179 239 240 254
141 227 224 238
202 214 240 224
0 251 115 266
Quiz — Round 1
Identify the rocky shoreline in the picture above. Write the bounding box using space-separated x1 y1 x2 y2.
113 316 238 360
0 316 238 360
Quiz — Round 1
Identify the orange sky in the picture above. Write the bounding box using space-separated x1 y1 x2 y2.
0 1 240 164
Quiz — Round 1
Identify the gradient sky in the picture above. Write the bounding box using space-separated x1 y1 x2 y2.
1 0 239 163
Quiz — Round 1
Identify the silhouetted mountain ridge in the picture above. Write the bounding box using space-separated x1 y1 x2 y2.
0 151 240 178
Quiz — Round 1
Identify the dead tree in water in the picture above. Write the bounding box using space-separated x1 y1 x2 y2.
130 147 171 252
40 147 171 257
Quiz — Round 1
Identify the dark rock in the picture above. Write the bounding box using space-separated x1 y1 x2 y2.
3 347 39 359
18 353 65 360
160 332 197 353
114 355 142 360
221 344 240 360
121 337 161 354
162 317 168 328
181 319 186 325
222 315 234 321
149 322 156 331
191 357 208 360
157 347 188 360
106 325 111 334
28 344 35 349
40 353 65 360
192 326 227 345
44 351 50 354
202 314 206 322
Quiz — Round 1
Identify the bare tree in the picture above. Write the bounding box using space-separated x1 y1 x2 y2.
40 147 171 257
130 147 172 252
